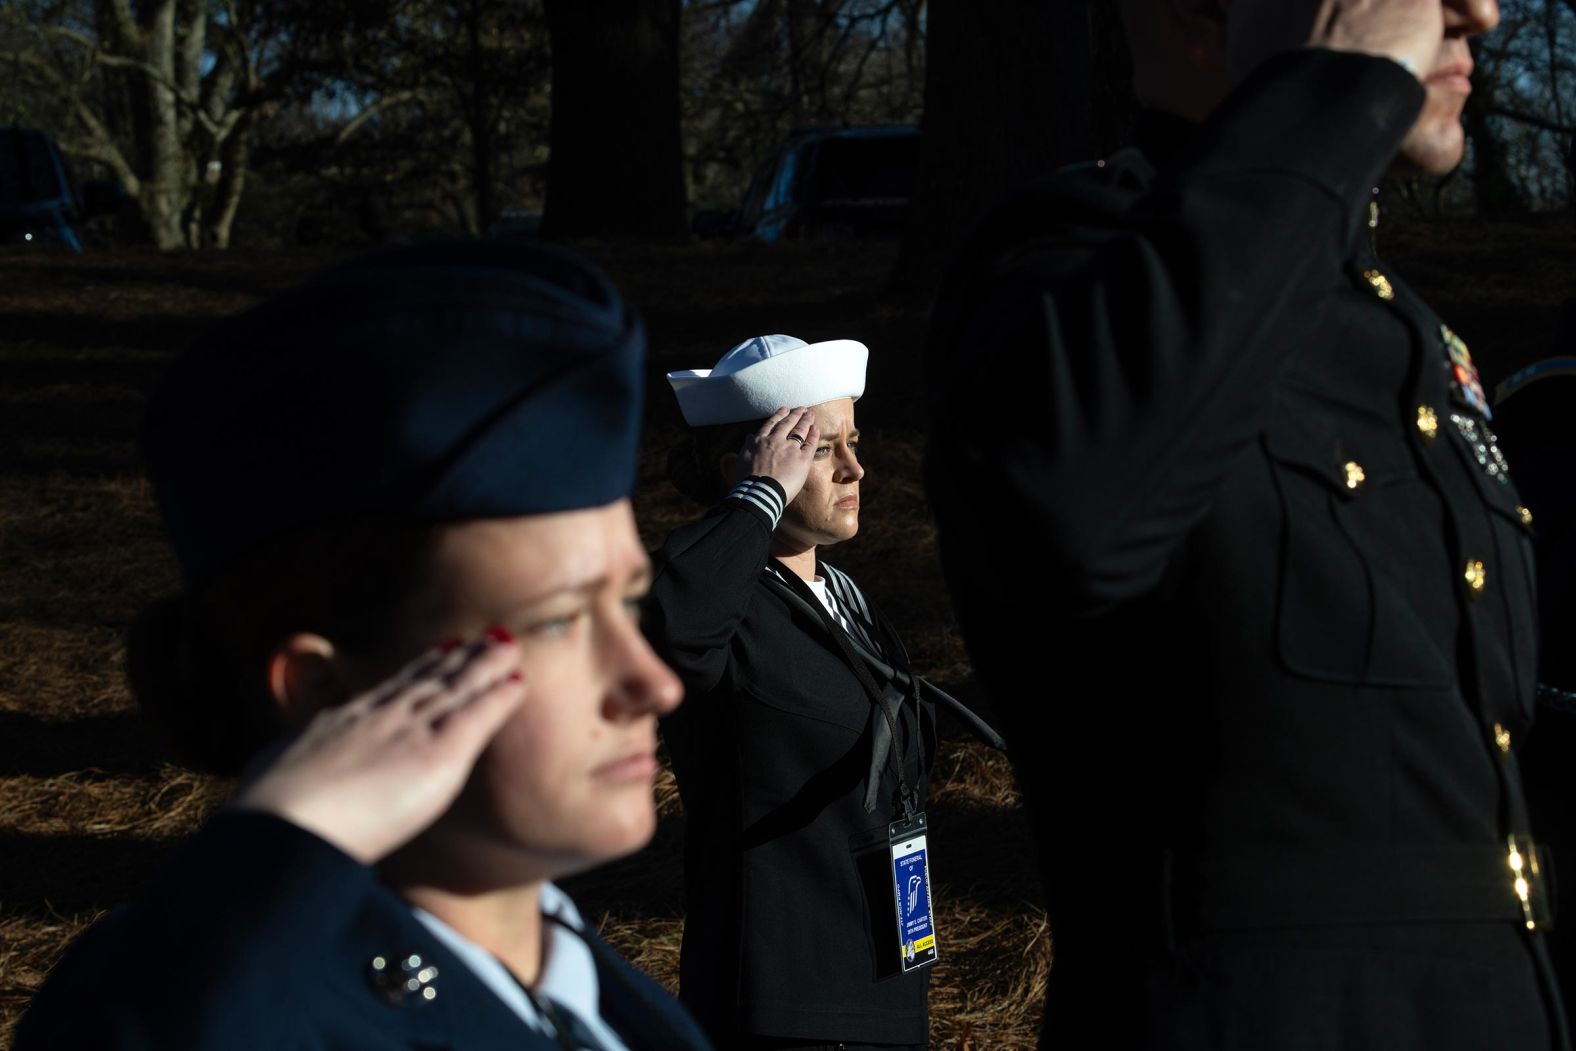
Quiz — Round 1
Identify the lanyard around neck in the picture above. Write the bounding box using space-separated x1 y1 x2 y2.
766 559 918 819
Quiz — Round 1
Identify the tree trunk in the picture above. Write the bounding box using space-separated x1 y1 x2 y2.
471 121 498 235
541 0 687 239
890 0 1132 297
463 0 499 235
144 0 197 248
785 0 830 122
208 119 251 249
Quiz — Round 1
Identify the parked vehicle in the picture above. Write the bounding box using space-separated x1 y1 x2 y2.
703 124 920 242
0 127 102 251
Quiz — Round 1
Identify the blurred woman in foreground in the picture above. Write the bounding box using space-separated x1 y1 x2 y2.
18 241 710 1051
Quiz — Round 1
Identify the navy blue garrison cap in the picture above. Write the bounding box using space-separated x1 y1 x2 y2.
143 239 645 585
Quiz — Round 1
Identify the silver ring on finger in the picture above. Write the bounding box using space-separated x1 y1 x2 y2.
786 433 806 445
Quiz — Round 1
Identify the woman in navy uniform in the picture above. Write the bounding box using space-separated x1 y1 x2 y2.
17 241 712 1051
644 335 934 1050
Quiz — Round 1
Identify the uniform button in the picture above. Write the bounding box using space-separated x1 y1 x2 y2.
1494 723 1512 754
1517 505 1533 526
1362 268 1395 300
1416 405 1439 443
1464 559 1487 598
1342 461 1366 491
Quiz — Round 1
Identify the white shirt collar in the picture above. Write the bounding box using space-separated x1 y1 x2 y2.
411 883 631 1051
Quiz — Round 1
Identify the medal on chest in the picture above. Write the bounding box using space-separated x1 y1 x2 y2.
889 812 938 973
1442 324 1493 420
1439 324 1512 484
1449 410 1511 484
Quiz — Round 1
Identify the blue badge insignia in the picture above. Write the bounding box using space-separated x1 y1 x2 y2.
889 814 937 972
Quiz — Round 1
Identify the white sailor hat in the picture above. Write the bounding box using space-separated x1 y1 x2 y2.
667 334 868 426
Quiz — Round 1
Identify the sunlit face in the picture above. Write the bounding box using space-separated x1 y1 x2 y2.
1394 10 1497 176
776 398 864 551
1219 0 1499 174
407 501 683 883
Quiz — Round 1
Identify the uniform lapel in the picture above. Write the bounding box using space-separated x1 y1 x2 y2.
760 561 861 665
344 884 565 1051
761 559 907 679
585 928 713 1051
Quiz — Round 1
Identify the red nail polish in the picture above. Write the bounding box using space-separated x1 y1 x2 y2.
438 636 462 653
485 625 515 645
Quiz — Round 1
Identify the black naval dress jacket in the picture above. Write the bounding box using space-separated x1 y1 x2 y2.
926 49 1567 1050
645 478 934 1046
17 812 712 1051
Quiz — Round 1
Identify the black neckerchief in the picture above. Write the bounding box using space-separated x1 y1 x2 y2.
763 563 1009 754
763 559 919 818
500 914 698 1051
496 919 596 1051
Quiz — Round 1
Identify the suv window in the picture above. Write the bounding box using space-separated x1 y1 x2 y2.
763 146 804 213
731 125 919 241
0 128 71 210
804 135 919 204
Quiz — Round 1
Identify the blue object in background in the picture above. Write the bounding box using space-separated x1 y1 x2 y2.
1 127 86 252
703 124 920 243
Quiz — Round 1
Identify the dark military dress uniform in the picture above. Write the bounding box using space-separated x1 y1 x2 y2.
1498 362 1576 1026
17 812 711 1050
926 48 1567 1049
644 477 934 1048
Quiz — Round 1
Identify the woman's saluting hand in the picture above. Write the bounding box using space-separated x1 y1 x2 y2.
234 632 527 864
732 406 820 504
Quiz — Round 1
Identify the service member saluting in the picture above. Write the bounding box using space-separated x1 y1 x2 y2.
645 335 947 1050
18 241 711 1051
927 0 1564 1047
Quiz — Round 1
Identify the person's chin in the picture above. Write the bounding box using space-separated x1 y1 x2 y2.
602 797 659 857
1393 103 1468 176
551 800 659 877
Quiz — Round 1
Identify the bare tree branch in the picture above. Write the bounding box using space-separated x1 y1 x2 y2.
14 51 141 190
335 89 427 145
208 112 250 247
38 20 230 137
1487 103 1576 135
176 0 207 108
56 134 139 190
838 28 882 114
1545 0 1566 129
104 0 143 51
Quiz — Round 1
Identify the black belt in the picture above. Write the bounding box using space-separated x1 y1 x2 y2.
1164 839 1554 940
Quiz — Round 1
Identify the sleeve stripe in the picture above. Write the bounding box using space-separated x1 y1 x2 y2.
725 478 785 528
748 480 787 517
738 490 778 519
738 481 784 518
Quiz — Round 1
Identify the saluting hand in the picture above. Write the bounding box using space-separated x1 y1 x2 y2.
1312 0 1449 80
734 406 820 506
1231 0 1449 84
233 633 527 864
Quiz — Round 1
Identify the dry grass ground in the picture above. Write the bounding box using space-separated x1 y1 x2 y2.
1 214 1571 1049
